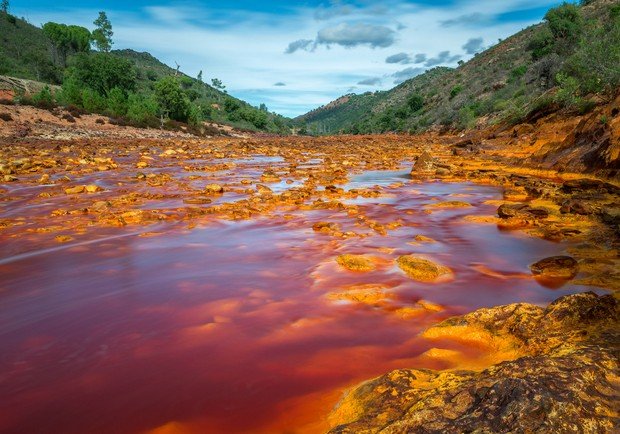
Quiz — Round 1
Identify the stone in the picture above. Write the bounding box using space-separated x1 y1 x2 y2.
497 204 549 220
410 150 435 174
559 199 594 215
530 256 578 279
204 184 224 194
561 179 618 194
38 174 51 184
336 254 375 272
397 255 452 282
256 184 272 194
85 184 102 193
64 185 85 194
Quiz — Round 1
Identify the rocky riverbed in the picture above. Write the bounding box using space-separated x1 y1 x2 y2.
0 131 618 433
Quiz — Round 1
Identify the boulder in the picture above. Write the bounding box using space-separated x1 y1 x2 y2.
530 256 578 279
411 151 435 174
328 293 619 434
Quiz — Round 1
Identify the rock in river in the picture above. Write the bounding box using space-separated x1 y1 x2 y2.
410 150 435 174
397 255 452 282
530 256 578 279
336 254 375 272
204 184 224 194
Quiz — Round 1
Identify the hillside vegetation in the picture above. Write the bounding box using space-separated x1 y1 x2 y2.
298 0 620 135
0 10 292 134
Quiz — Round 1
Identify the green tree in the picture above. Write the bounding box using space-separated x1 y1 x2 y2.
1 0 9 13
544 3 583 47
92 11 113 52
106 87 127 117
67 52 137 96
42 22 91 67
81 88 106 112
211 78 226 92
197 70 203 82
407 94 424 112
58 76 83 106
127 93 159 124
154 76 190 121
188 104 204 127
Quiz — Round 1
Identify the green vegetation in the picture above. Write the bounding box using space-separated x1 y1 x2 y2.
92 12 113 52
298 0 619 135
450 85 463 99
0 11 292 134
42 23 91 67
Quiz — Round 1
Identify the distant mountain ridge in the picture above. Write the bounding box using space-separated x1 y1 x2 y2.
0 13 292 133
297 0 620 135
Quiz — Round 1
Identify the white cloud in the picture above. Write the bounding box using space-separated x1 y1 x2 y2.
385 52 412 64
15 0 559 117
316 22 396 48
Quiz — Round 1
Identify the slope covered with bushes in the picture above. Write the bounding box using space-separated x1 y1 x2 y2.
0 11 292 134
298 0 620 135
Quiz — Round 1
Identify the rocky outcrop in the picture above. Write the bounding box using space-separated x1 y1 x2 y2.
410 150 436 175
329 292 619 433
0 75 60 97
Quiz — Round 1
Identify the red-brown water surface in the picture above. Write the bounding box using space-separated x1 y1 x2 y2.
0 168 600 434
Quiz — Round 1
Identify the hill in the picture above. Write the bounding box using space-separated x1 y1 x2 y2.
0 12 292 134
298 0 620 135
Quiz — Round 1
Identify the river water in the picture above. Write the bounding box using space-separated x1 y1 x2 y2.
0 168 598 433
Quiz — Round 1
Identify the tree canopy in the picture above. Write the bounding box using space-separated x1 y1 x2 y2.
42 22 91 66
67 52 136 96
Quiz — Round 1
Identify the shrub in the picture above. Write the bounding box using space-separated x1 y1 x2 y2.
528 27 554 60
224 98 241 112
554 73 581 109
407 94 424 112
187 104 204 127
66 105 84 118
81 88 106 113
32 86 55 109
126 93 159 125
530 54 562 89
106 87 127 117
154 76 190 121
562 10 620 95
457 106 476 130
510 65 528 80
58 77 83 107
450 85 463 99
545 3 583 43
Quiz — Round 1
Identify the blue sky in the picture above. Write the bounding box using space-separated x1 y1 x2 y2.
12 0 563 117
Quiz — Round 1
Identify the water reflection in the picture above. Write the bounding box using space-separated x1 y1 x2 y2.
0 180 602 434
